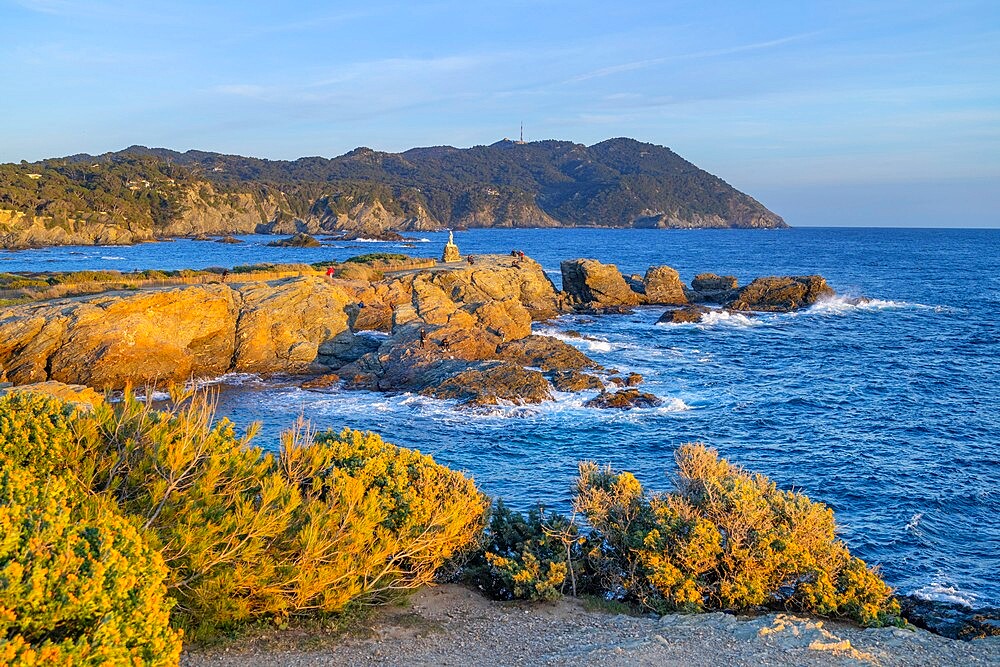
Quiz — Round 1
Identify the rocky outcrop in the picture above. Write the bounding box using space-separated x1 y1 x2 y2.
0 277 354 389
234 278 354 374
1 380 104 410
0 254 658 407
727 276 834 312
561 259 642 309
267 232 321 247
642 266 687 305
690 273 739 303
497 335 599 372
585 389 662 410
0 209 152 248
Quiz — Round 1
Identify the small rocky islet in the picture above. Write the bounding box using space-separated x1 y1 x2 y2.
0 244 832 409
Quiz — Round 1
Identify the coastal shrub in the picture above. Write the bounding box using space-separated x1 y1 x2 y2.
0 467 181 666
46 270 122 284
17 388 488 636
345 252 409 265
575 444 902 626
273 424 490 615
468 500 583 601
0 392 80 476
0 273 48 290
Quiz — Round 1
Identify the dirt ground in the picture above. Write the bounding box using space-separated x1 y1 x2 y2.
182 584 1000 667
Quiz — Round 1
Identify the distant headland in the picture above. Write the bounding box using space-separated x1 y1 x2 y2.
0 138 786 249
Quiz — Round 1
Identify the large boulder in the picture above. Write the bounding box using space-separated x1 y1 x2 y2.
560 259 642 309
690 273 739 303
0 284 239 388
234 277 354 373
727 276 834 312
642 266 688 305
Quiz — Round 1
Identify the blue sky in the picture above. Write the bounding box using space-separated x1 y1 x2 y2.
1 0 998 226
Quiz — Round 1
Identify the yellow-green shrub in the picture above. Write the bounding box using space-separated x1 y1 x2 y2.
0 468 181 666
38 389 487 635
576 444 901 626
0 392 80 477
274 425 490 613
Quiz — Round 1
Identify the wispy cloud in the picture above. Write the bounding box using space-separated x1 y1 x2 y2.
564 31 821 83
13 0 175 22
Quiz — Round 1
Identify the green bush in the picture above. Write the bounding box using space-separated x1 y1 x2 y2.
575 444 902 626
0 273 48 290
468 500 583 601
345 253 409 265
0 467 181 666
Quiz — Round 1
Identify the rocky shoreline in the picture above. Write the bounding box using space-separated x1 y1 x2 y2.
0 252 834 408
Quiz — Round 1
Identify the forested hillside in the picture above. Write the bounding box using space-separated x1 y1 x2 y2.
0 138 785 248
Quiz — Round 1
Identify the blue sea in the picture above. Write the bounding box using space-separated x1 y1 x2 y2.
4 228 998 609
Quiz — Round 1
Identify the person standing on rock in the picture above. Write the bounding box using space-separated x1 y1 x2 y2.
419 328 427 348
325 266 336 278
467 255 475 265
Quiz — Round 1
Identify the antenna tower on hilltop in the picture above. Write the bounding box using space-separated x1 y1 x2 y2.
517 122 526 144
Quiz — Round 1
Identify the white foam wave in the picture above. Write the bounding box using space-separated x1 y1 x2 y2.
534 326 615 352
349 238 390 243
911 581 978 608
100 255 125 260
658 397 693 413
191 372 264 388
698 310 761 328
809 295 917 314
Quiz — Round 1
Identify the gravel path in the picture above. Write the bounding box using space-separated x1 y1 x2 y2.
181 585 1000 666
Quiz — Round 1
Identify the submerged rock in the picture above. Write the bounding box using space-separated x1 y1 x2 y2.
727 275 834 312
300 373 340 389
658 305 712 324
215 235 243 244
585 389 662 410
549 369 604 392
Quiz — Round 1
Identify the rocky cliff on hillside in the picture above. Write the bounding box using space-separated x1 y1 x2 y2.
0 138 786 248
